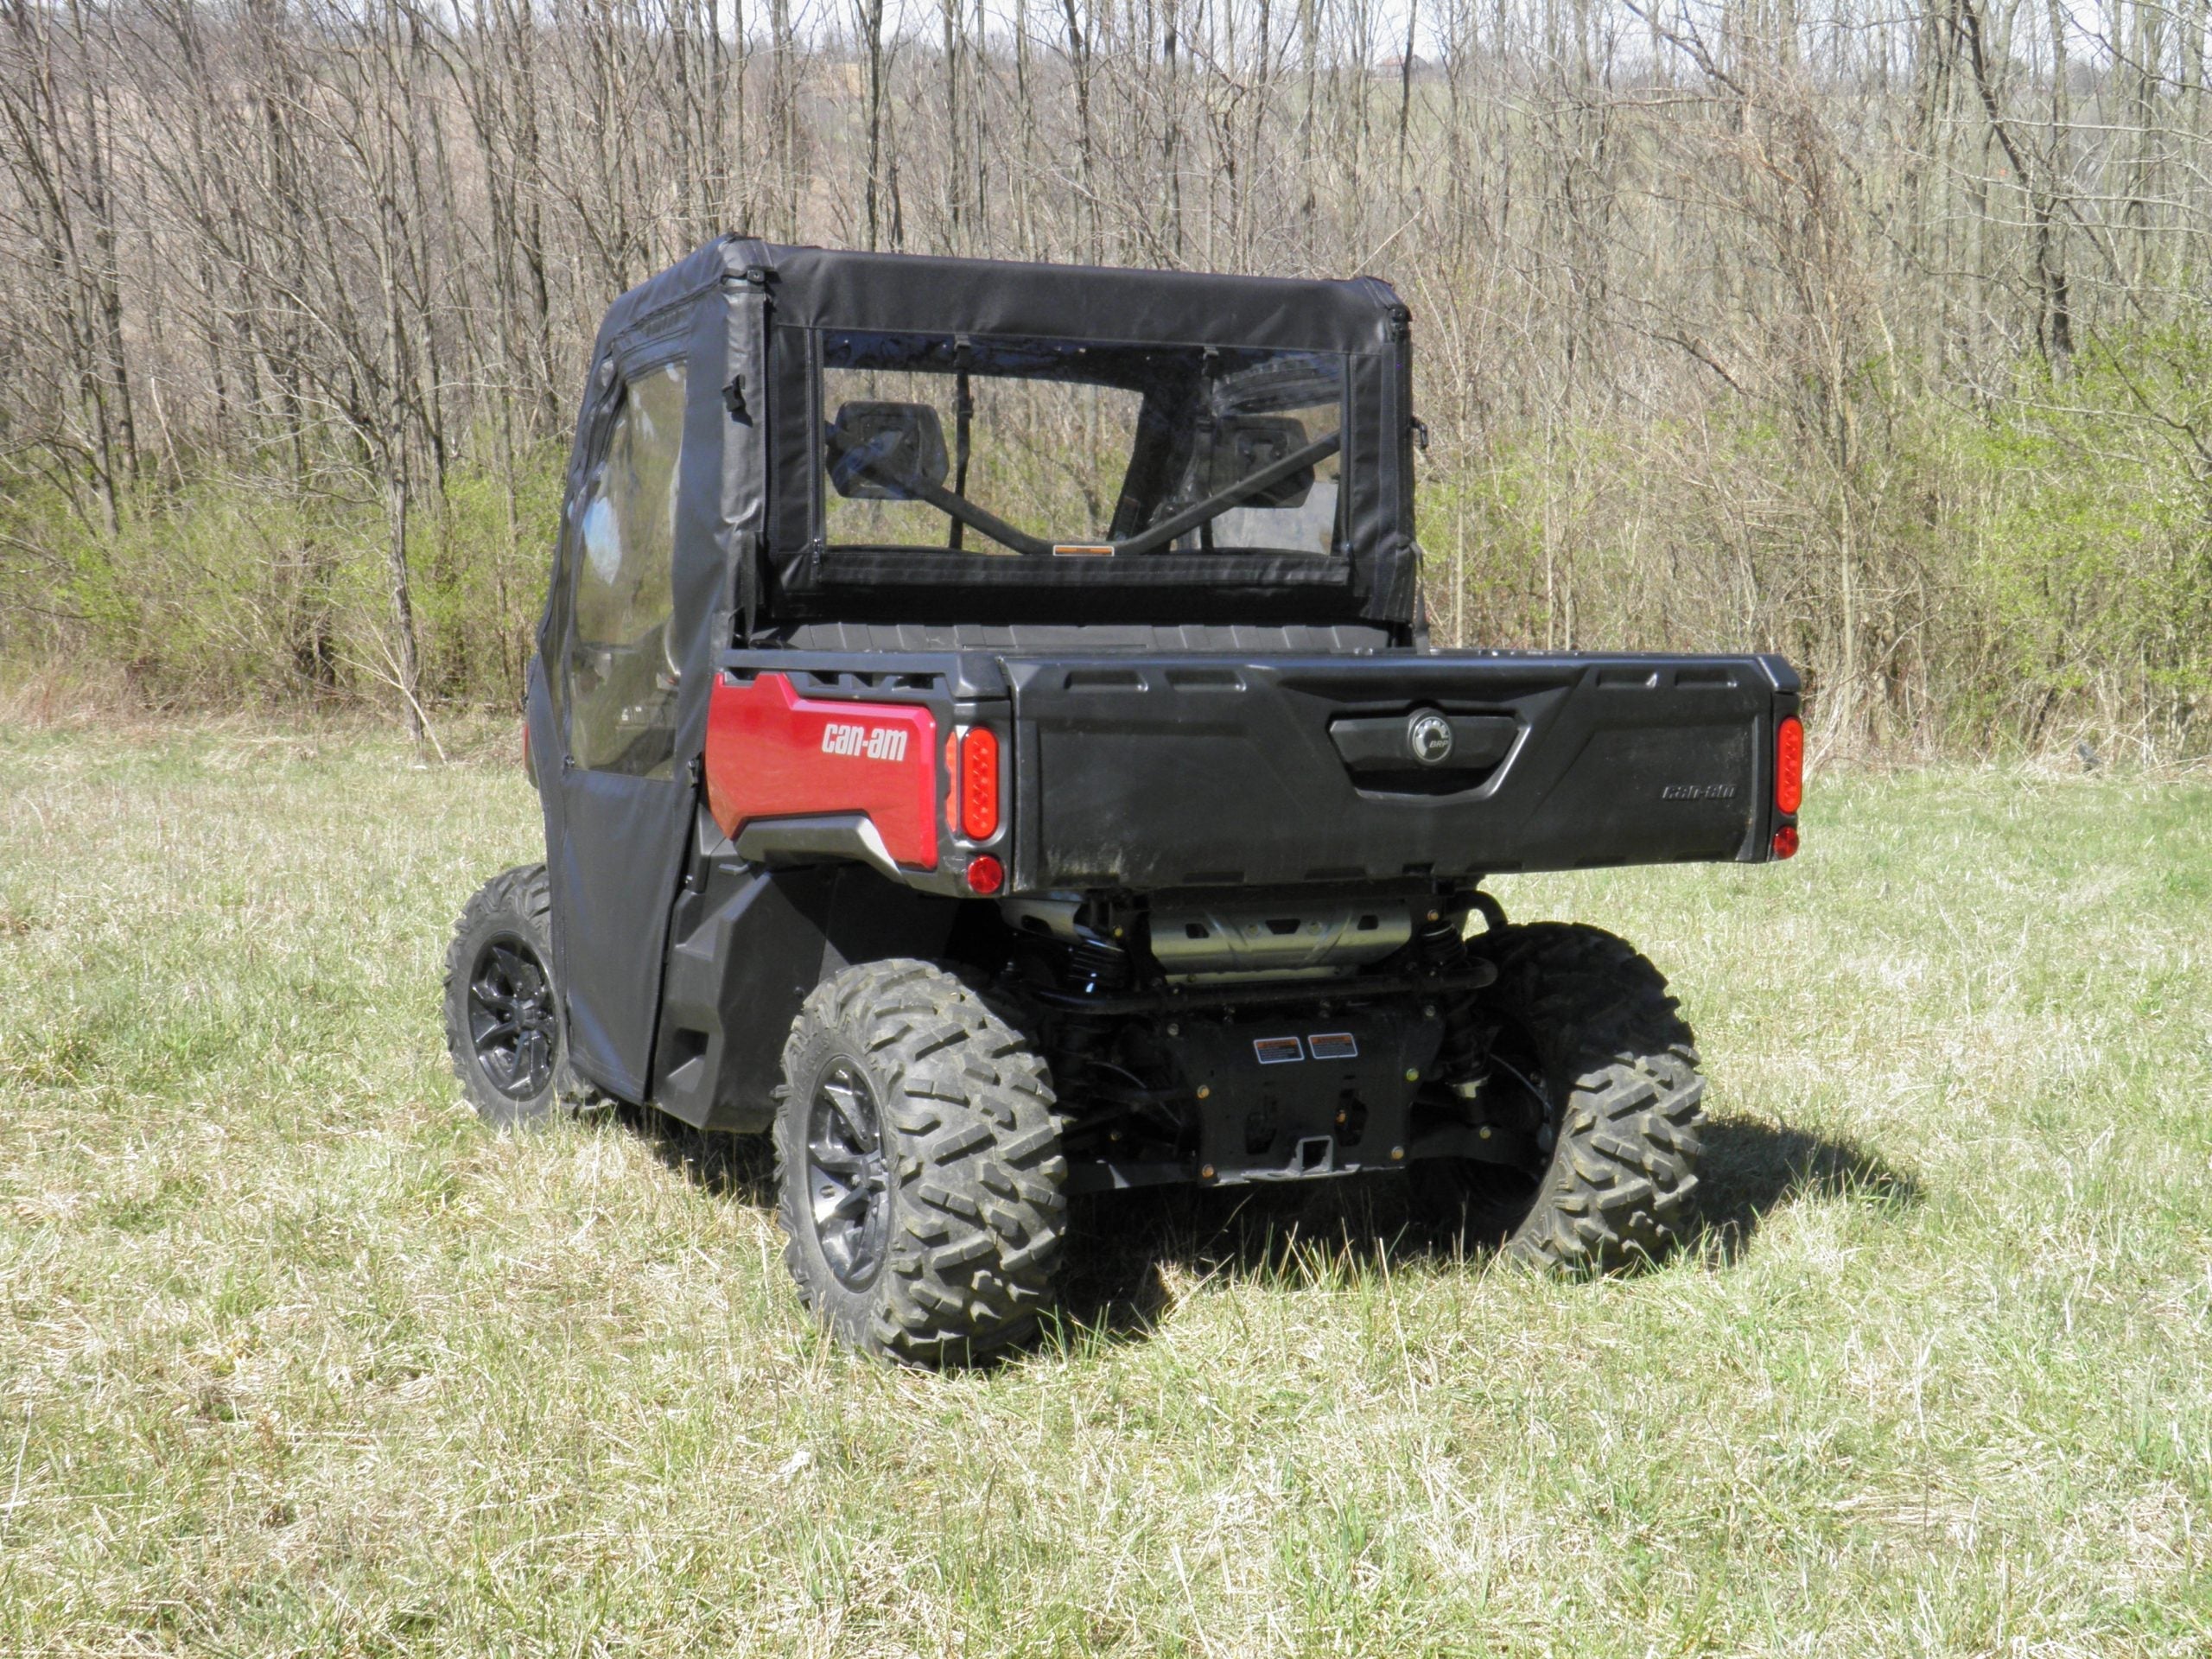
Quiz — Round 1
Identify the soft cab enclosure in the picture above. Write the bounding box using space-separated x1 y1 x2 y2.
527 236 1800 1106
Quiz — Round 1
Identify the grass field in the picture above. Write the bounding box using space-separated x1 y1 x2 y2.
1 721 2208 1657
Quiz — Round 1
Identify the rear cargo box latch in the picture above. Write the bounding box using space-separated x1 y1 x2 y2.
1408 711 1454 765
1328 709 1519 794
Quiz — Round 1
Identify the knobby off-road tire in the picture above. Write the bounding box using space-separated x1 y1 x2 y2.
774 959 1067 1365
443 864 569 1128
1443 922 1705 1271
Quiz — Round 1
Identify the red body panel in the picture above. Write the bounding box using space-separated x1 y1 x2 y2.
704 672 941 870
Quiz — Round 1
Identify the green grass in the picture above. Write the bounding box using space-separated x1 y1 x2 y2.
1 721 2208 1656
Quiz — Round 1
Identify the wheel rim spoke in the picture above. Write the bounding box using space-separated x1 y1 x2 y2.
467 931 555 1102
818 1228 858 1276
516 1029 550 1094
805 1062 889 1287
823 1186 872 1222
809 1142 865 1177
820 1074 876 1149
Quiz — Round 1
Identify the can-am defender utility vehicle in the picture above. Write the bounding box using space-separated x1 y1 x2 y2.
444 238 1804 1364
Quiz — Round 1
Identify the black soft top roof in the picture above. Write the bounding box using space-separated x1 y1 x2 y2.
593 237 1408 357
579 237 1421 635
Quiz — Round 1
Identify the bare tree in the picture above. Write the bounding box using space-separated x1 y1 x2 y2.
2 0 2211 753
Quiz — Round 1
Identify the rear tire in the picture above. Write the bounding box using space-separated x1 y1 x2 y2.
774 960 1067 1365
443 865 565 1128
1427 922 1704 1270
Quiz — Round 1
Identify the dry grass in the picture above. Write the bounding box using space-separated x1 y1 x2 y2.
0 722 2208 1656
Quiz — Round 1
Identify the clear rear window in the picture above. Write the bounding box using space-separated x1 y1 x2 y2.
819 331 1344 559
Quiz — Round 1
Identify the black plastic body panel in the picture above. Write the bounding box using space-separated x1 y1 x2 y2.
652 839 962 1131
1004 651 1798 890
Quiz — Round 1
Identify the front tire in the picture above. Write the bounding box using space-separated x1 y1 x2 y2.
442 865 564 1128
1427 922 1705 1270
774 960 1067 1365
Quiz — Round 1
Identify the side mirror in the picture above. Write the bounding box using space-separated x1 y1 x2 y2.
1198 414 1313 507
828 401 949 499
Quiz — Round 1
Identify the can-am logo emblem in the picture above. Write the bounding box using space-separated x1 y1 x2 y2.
1408 711 1454 766
820 723 909 762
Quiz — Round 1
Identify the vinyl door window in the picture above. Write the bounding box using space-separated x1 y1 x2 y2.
564 361 687 778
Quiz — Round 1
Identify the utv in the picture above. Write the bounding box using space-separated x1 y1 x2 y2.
443 238 1804 1363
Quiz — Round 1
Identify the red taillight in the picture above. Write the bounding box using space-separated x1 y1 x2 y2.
960 727 1000 841
1772 824 1799 860
965 854 1005 895
1775 715 1804 817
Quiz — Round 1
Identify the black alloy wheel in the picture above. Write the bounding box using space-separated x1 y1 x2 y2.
443 864 569 1127
467 933 557 1101
772 959 1068 1365
804 1059 893 1287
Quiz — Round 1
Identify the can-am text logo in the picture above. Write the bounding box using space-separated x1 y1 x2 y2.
821 723 909 762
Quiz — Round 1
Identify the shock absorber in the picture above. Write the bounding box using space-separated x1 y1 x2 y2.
1063 931 1132 998
1417 894 1497 1089
1047 925 1163 1150
1049 926 1133 1080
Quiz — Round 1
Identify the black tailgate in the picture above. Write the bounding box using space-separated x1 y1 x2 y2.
1005 652 1799 890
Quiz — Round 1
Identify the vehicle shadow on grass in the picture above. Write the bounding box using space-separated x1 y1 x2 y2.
620 1105 781 1207
1050 1116 1920 1346
616 1107 1916 1354
1689 1116 1920 1264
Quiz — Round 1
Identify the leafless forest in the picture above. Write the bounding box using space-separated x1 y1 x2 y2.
5 0 2212 753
